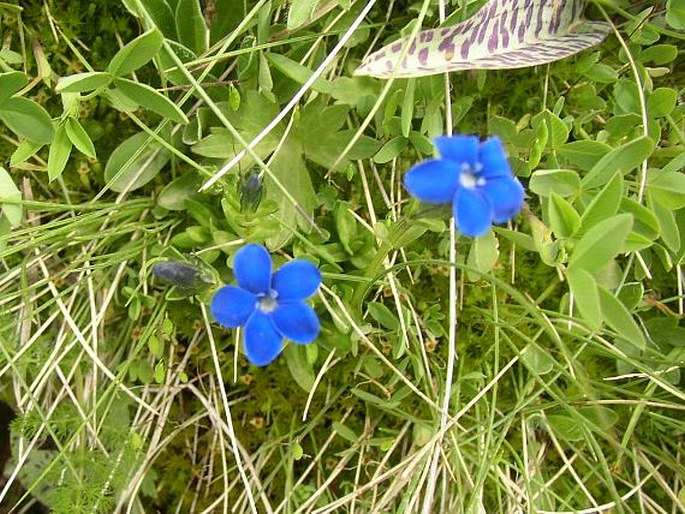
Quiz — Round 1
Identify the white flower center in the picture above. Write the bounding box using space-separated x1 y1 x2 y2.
257 292 278 313
459 163 485 189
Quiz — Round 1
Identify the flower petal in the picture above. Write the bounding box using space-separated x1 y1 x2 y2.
234 244 272 294
453 187 492 237
210 285 256 328
272 260 321 301
478 137 512 179
244 311 283 366
271 301 320 344
483 176 525 223
434 135 479 166
404 159 459 203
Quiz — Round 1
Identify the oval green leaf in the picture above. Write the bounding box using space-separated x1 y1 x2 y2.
598 285 646 349
107 28 164 76
113 77 188 124
567 267 602 330
65 117 96 158
47 123 73 181
0 167 22 227
529 169 581 197
0 71 27 105
55 72 113 93
581 136 654 190
569 214 633 274
0 97 54 144
104 131 171 192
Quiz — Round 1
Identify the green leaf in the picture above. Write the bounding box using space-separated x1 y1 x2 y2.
647 88 677 118
549 193 580 238
578 172 623 236
666 0 685 30
645 317 685 348
598 285 646 350
47 123 73 181
335 201 357 254
113 77 189 124
583 63 618 83
107 28 164 76
543 110 569 148
0 97 54 144
578 406 619 433
367 302 400 331
55 72 113 93
567 267 602 330
547 414 584 441
639 44 678 65
104 131 171 192
10 139 43 167
522 344 554 375
557 140 611 171
158 40 198 85
0 167 22 228
0 71 27 105
265 52 333 94
283 344 315 393
401 80 416 138
265 140 315 250
581 136 654 190
374 136 408 164
148 335 164 358
175 0 208 55
355 0 609 77
649 194 681 253
466 230 499 281
287 0 320 30
65 117 96 158
0 215 10 252
529 169 581 197
620 197 659 240
139 0 178 38
157 172 202 211
661 148 685 175
647 170 685 210
569 214 633 274
332 421 358 444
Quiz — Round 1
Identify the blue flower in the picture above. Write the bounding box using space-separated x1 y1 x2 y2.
404 135 525 237
210 244 321 366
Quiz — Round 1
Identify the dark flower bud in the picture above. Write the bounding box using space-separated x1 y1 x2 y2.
239 172 264 212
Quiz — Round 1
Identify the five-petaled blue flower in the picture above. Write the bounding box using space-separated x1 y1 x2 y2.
210 244 321 366
404 135 525 237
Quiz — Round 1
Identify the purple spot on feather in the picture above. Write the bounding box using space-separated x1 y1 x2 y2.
385 60 393 71
488 19 499 52
392 43 402 53
500 12 510 47
477 20 489 44
535 0 547 37
518 22 526 42
418 48 429 66
510 6 518 33
441 28 450 36
488 0 497 19
409 41 416 54
438 38 456 60
460 39 470 59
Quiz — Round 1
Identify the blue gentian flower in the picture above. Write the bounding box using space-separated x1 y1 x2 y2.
404 135 525 237
210 244 321 366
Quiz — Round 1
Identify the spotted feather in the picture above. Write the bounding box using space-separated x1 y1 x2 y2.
355 0 610 78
